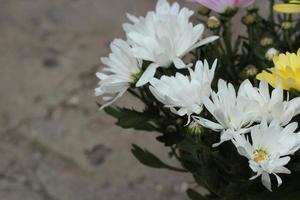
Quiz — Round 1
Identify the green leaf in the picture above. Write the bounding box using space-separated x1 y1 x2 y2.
186 189 207 200
103 106 158 132
156 132 184 146
131 144 186 172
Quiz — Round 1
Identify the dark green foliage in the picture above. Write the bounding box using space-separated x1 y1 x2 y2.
103 106 158 132
131 144 186 172
156 132 184 146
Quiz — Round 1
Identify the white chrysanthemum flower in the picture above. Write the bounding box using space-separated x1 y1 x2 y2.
194 79 257 146
149 60 217 123
239 80 300 126
233 120 300 191
123 0 219 86
95 39 143 109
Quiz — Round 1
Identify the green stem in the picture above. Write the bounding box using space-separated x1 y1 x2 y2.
222 18 237 82
284 30 294 51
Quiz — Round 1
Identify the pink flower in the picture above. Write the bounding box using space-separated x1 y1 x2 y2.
189 0 255 13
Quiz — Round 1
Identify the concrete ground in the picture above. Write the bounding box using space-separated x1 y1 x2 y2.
0 0 266 199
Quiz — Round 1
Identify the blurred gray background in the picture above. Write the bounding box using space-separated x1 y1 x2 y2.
0 0 266 199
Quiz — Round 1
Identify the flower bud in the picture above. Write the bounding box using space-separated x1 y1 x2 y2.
206 16 221 30
187 122 204 142
198 5 210 16
260 37 273 47
281 21 294 30
242 14 256 25
247 5 259 13
265 48 279 61
222 7 238 17
243 65 258 78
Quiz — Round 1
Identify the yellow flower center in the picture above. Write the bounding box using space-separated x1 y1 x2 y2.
253 149 269 163
130 71 143 84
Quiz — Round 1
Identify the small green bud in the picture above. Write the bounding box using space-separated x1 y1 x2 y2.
242 65 258 78
242 14 256 25
207 16 221 30
187 122 204 142
281 21 294 30
260 37 273 47
247 5 259 13
222 7 238 17
198 5 210 16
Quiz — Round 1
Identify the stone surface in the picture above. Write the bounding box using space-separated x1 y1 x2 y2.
0 0 267 199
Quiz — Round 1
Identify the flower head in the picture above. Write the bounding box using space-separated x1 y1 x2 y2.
194 79 256 146
123 0 218 86
257 49 300 92
274 0 300 13
149 60 217 122
95 39 143 109
188 0 255 14
233 120 300 191
239 80 300 126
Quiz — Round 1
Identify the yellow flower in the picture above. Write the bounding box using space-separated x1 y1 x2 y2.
256 49 300 91
274 0 300 13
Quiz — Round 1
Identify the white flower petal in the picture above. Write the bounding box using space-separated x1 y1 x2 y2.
193 116 223 131
190 35 219 50
261 173 272 191
100 88 127 110
273 173 282 187
136 63 159 87
173 57 187 69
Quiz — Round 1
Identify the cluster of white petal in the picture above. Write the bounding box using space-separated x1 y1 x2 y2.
192 78 300 190
239 80 300 125
123 0 218 86
95 39 143 109
149 60 216 122
95 0 217 108
194 79 257 146
233 120 300 191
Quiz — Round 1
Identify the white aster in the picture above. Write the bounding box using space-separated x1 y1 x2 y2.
194 79 257 146
123 0 218 86
95 39 143 109
239 80 300 126
233 120 300 191
149 59 217 123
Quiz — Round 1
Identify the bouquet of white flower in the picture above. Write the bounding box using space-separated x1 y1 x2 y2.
95 0 300 199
